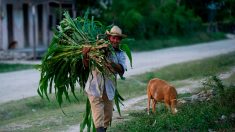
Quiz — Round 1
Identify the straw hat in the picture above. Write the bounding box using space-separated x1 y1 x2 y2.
106 25 127 38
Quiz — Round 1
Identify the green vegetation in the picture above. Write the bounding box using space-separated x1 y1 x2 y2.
100 0 234 39
0 93 87 131
103 0 202 38
224 73 235 85
72 0 235 51
129 32 225 51
110 77 235 131
78 0 235 37
1 52 235 131
135 51 235 83
0 63 34 73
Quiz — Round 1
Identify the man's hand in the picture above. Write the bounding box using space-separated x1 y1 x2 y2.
82 46 91 55
105 61 116 74
105 60 124 75
82 46 91 68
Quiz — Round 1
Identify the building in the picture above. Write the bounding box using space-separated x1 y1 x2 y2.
0 0 76 51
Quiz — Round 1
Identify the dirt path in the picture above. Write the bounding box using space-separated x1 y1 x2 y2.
0 39 235 104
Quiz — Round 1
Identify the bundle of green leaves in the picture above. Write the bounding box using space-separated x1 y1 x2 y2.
37 11 132 132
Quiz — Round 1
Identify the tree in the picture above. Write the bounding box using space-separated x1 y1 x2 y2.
102 0 202 38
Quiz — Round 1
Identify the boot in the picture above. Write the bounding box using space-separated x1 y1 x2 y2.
96 127 105 132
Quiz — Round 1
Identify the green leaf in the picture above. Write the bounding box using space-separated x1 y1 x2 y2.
57 87 64 107
120 43 133 68
114 89 124 116
80 98 92 132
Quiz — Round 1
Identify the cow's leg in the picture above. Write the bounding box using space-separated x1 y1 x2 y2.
171 99 178 114
164 99 171 112
152 99 157 113
147 96 151 115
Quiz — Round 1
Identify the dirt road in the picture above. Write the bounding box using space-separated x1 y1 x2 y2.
0 39 235 104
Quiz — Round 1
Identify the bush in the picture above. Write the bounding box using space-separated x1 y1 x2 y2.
149 0 202 36
102 0 203 39
203 75 235 106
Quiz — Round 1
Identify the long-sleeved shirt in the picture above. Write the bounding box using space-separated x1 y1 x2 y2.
85 50 127 100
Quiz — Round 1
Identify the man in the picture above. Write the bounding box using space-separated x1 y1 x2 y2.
82 25 127 132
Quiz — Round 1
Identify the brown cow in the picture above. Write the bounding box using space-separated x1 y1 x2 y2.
147 78 178 114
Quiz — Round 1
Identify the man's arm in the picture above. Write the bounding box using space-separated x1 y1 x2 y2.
111 62 124 75
106 61 124 75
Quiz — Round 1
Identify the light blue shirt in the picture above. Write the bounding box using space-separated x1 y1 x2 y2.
85 50 127 100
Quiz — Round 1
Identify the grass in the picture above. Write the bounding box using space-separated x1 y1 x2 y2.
0 94 86 132
117 51 235 102
224 73 235 85
0 51 235 131
0 63 34 73
110 82 235 131
128 32 226 51
134 51 235 83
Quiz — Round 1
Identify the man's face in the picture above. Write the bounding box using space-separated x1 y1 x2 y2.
109 36 122 49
